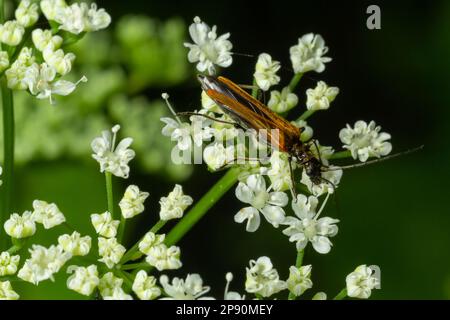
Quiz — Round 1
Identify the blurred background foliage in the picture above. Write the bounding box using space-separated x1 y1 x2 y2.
2 0 449 299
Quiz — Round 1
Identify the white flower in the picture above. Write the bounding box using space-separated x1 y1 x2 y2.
40 0 67 21
159 274 213 300
103 287 132 300
0 20 25 46
5 47 35 90
90 211 119 238
0 281 19 300
312 292 327 300
66 265 99 296
32 199 66 229
234 174 288 232
84 3 111 32
58 231 92 256
245 256 286 298
346 265 380 299
287 265 313 297
268 87 298 113
282 194 339 254
203 143 235 171
32 29 63 52
98 237 126 269
306 81 339 111
24 63 87 104
55 2 111 34
145 244 182 271
224 272 245 300
138 232 165 255
91 125 136 179
132 270 161 300
159 184 193 221
184 16 232 75
301 166 343 196
15 0 39 27
267 151 293 192
253 53 280 91
98 272 123 298
290 33 331 74
119 185 149 219
18 244 71 284
161 115 213 151
0 252 20 276
0 51 8 73
4 211 36 238
339 120 392 162
291 119 313 142
42 48 76 75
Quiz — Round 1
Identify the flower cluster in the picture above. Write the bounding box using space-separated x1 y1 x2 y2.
91 124 136 178
1 0 110 104
156 16 389 300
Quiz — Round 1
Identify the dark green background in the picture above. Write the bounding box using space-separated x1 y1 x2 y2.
10 0 450 299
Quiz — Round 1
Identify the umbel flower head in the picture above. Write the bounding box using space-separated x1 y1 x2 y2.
98 237 126 269
4 211 36 239
306 81 339 111
132 270 161 300
245 256 286 298
90 211 119 238
268 87 298 113
119 185 149 219
253 53 281 91
290 33 331 73
346 265 380 299
234 174 288 232
58 231 92 256
15 0 39 28
339 120 392 162
184 16 233 75
0 281 19 300
282 194 339 254
287 265 313 297
159 184 193 221
18 244 71 285
91 124 136 178
159 274 213 300
32 200 66 229
0 252 20 276
66 265 99 296
41 0 111 34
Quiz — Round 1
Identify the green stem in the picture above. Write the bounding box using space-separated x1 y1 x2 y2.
288 73 303 92
120 262 149 271
119 220 167 265
105 172 115 218
288 249 305 300
117 214 126 244
114 269 133 291
329 150 352 160
333 288 347 300
297 109 315 121
164 167 240 247
1 77 14 251
251 78 259 98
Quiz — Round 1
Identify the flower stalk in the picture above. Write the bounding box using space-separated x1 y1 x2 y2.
164 167 240 247
288 249 304 300
119 219 167 265
333 288 347 300
0 0 14 251
288 73 303 92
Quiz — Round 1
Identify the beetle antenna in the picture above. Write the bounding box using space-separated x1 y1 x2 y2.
324 145 424 171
